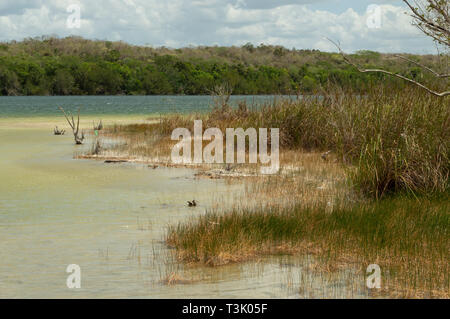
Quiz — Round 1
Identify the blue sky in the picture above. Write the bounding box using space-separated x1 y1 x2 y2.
0 0 438 53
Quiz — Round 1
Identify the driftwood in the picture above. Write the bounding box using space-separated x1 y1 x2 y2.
53 126 65 135
58 106 85 144
104 159 128 163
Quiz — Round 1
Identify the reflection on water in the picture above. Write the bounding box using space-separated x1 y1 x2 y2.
0 126 369 298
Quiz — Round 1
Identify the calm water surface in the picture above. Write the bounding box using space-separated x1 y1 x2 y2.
0 96 368 298
0 95 292 118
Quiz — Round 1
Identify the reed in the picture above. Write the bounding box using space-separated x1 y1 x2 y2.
101 85 449 198
166 193 449 297
90 84 449 297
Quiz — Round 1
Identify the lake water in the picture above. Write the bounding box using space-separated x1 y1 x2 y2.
0 95 291 118
0 96 368 298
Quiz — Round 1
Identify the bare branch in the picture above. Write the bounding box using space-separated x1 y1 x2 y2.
58 106 85 144
93 120 103 131
53 126 65 135
403 0 450 35
428 0 450 24
58 106 75 130
327 38 450 97
403 0 450 47
394 54 450 78
77 108 80 132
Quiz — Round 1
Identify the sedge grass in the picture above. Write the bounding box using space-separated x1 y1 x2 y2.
166 193 449 298
84 85 449 297
95 85 448 198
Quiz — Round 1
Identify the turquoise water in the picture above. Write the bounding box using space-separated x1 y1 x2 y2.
0 95 289 117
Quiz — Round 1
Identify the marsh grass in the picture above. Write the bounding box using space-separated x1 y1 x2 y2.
202 86 449 198
79 84 450 297
92 85 448 198
166 193 449 297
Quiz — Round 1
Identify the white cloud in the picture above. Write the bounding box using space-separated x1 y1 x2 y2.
0 0 44 16
0 0 437 53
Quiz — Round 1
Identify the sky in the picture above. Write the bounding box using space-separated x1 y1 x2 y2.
0 0 438 53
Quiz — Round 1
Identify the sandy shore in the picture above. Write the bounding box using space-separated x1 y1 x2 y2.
0 115 155 130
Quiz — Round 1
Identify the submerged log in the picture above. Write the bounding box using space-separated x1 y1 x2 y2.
187 200 197 207
104 159 128 163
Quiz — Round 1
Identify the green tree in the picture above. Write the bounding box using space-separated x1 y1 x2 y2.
53 69 75 95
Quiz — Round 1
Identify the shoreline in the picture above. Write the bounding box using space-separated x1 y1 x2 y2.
3 86 446 299
77 89 448 299
0 115 155 129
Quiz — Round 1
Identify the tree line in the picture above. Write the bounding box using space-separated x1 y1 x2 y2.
0 36 441 96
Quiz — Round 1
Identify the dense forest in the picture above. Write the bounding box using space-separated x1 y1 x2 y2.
0 35 443 95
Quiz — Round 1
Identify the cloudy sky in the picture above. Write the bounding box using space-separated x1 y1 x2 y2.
0 0 437 53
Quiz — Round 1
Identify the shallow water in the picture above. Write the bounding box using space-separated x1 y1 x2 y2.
0 100 370 298
0 126 371 299
0 127 238 298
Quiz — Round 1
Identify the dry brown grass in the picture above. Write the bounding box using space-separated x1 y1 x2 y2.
81 85 449 199
76 88 449 299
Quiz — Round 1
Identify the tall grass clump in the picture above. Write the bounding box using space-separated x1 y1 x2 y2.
104 84 448 198
167 194 449 297
329 87 449 198
203 85 449 197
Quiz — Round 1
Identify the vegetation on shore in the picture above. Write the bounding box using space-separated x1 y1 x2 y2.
0 36 445 96
167 194 449 297
94 85 449 198
35 0 447 297
87 84 449 297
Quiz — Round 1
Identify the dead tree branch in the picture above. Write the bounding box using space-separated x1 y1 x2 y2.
394 54 450 78
58 106 85 144
93 120 103 131
328 38 450 97
209 83 234 111
53 126 65 135
403 0 450 47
